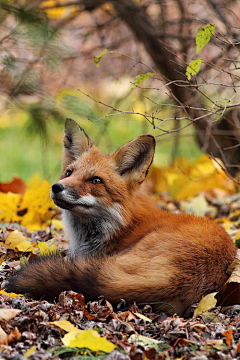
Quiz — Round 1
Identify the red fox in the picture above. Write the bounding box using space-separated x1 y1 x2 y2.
6 118 236 315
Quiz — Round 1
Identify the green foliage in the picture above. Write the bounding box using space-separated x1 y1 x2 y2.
26 101 65 140
0 1 72 139
61 94 98 120
94 49 108 67
93 49 121 67
196 24 215 54
186 23 215 80
185 58 202 80
235 239 240 249
51 346 111 359
131 72 156 89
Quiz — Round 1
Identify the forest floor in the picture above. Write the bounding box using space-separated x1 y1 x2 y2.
0 159 240 359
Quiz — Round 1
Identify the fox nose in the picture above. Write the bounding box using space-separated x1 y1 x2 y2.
52 183 64 194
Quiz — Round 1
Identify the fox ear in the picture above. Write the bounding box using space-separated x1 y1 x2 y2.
62 118 92 168
112 135 155 184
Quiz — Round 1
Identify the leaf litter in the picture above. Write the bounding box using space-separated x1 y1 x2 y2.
0 160 240 359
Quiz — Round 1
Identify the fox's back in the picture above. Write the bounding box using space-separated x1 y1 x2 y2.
99 210 235 314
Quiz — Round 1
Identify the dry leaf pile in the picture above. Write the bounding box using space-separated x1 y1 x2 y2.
1 157 240 359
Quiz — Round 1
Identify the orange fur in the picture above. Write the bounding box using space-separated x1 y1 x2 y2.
6 118 236 315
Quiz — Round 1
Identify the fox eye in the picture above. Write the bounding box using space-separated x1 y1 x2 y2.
65 169 72 177
88 176 103 185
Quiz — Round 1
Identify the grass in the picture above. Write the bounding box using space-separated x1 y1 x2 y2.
0 87 204 184
0 113 203 185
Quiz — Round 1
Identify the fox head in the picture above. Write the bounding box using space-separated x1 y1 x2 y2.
51 118 155 214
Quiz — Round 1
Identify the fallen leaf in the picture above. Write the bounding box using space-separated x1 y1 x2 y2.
0 326 21 346
19 179 54 230
8 327 21 344
216 249 240 306
193 293 217 317
223 327 233 347
128 334 161 346
38 240 58 255
0 325 8 345
5 230 37 253
133 313 152 322
0 308 21 321
0 177 56 230
7 260 21 268
0 192 22 223
180 194 217 217
149 155 234 201
26 173 41 188
24 345 37 358
68 328 115 352
62 331 82 347
0 289 23 297
0 175 27 194
206 338 224 350
51 320 84 346
51 320 82 333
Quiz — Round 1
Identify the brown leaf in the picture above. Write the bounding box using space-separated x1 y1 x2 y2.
8 327 21 344
144 348 156 360
0 175 27 194
223 327 233 347
83 303 112 320
0 325 8 345
216 249 240 306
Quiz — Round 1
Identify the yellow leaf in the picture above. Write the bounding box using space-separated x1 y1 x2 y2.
20 179 53 216
149 155 234 201
68 328 115 352
180 194 217 217
5 230 36 252
41 0 78 20
51 320 81 334
6 230 36 252
19 179 54 230
0 192 22 223
62 331 82 347
174 155 233 200
51 219 63 230
37 241 58 255
24 345 37 359
51 320 84 346
0 177 55 230
234 230 240 241
0 289 23 297
27 173 41 188
193 292 217 317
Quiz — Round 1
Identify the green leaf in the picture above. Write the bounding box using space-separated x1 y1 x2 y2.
185 58 202 80
93 49 121 67
131 72 156 89
196 24 215 54
235 238 240 249
93 49 108 67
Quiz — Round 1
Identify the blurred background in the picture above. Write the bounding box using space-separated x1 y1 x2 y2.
0 0 240 183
